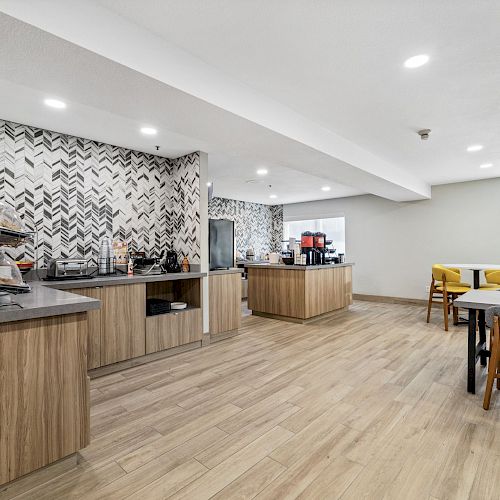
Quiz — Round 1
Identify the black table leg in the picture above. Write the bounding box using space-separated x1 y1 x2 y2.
473 269 480 289
468 308 477 393
478 309 487 366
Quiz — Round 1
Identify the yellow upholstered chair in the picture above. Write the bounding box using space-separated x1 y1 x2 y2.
483 270 500 289
426 264 471 331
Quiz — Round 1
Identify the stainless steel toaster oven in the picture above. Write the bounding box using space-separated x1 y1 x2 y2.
46 258 91 279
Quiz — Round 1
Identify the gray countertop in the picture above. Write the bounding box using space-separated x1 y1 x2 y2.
209 268 244 276
0 271 207 324
0 283 101 324
245 262 354 271
42 271 206 290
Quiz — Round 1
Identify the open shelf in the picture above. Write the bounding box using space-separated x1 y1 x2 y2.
0 227 34 248
146 278 201 306
146 305 201 318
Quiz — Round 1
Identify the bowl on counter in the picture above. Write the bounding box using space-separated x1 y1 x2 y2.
281 257 295 265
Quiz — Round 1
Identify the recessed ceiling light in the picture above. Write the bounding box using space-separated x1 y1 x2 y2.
140 127 157 135
257 168 268 176
269 194 277 199
206 181 212 187
480 163 493 169
467 144 483 152
404 54 429 69
44 98 66 109
321 186 331 192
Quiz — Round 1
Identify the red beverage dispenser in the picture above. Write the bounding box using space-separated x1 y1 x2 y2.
300 231 314 265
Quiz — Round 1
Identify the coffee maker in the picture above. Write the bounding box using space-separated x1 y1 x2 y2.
300 231 314 265
313 232 326 265
164 250 181 273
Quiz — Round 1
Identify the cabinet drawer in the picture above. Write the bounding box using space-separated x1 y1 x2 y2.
146 309 202 354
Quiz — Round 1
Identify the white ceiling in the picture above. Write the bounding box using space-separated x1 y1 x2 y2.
0 1 498 205
0 13 364 205
96 0 500 186
208 154 361 204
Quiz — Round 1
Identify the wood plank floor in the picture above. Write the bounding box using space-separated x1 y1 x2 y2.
2 300 499 499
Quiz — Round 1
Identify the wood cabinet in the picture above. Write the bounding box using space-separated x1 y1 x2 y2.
67 283 146 368
304 265 353 317
69 287 102 369
248 268 306 318
248 265 353 321
66 278 203 368
146 308 202 354
209 273 242 335
0 313 89 485
101 284 146 365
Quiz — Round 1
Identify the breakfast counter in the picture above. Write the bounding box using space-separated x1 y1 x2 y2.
247 263 353 323
0 271 206 486
0 284 99 486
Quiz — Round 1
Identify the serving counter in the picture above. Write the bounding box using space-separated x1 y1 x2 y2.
0 284 99 486
247 263 353 323
0 272 205 487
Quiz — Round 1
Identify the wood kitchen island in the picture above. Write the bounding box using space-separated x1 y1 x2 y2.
247 263 353 323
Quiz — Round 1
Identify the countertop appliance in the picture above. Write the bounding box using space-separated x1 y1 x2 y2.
300 231 314 266
132 251 165 275
209 219 234 270
164 250 181 273
313 232 326 265
146 298 171 316
46 258 93 280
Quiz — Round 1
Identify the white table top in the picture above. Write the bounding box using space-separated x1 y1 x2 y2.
454 290 500 310
443 264 500 271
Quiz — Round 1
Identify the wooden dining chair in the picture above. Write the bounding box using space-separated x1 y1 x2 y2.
426 265 471 331
484 307 500 410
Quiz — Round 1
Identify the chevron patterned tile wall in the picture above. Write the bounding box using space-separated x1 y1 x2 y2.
208 197 283 259
0 120 200 266
170 153 200 263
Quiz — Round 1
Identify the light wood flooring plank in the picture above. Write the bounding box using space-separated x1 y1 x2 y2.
4 301 500 500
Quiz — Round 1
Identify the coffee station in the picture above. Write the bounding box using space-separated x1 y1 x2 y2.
281 231 345 266
0 206 207 486
243 229 354 323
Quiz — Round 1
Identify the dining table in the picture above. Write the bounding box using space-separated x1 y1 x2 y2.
454 289 500 394
443 263 500 289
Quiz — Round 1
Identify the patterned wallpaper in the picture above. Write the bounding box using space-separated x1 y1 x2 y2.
208 197 283 259
0 119 200 266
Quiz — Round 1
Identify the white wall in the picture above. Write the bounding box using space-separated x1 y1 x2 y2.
284 178 500 300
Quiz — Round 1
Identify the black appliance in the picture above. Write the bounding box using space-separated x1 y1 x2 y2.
146 298 171 316
132 250 165 275
209 219 234 270
164 250 181 273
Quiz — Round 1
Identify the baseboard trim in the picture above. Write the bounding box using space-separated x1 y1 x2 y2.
89 341 202 378
353 294 427 307
210 329 242 344
0 453 78 489
252 307 349 324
